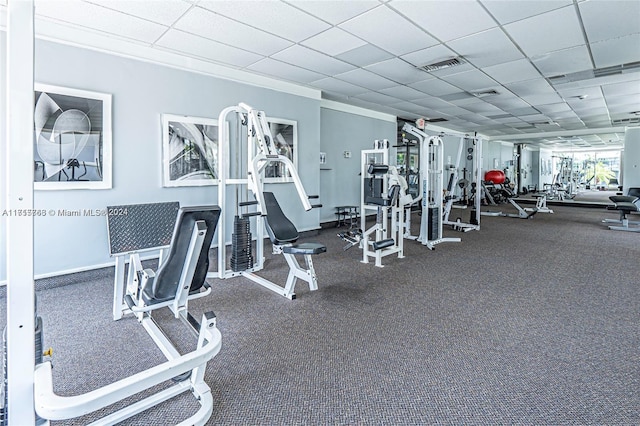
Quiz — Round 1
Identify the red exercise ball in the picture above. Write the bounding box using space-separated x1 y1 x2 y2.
484 170 505 184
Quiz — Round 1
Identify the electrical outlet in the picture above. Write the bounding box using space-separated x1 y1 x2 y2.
343 151 351 158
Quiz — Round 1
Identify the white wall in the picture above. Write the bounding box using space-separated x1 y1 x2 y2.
623 127 640 190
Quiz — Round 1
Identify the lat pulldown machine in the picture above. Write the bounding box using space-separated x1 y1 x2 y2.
401 125 461 249
212 103 325 299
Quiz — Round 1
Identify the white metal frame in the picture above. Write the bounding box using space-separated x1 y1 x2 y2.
417 135 461 249
360 143 405 267
212 103 315 299
5 1 36 424
442 136 483 232
33 218 222 425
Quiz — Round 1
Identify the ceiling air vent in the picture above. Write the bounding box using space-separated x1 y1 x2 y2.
612 117 640 125
471 89 499 98
418 57 465 72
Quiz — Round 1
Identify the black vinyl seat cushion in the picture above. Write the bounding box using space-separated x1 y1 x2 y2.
283 243 327 255
263 192 326 254
141 206 220 304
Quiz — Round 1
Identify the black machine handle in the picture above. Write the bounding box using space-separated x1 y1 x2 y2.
239 200 258 207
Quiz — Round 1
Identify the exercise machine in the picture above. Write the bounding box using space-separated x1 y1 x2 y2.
413 132 461 249
213 103 324 299
441 134 482 232
31 203 223 425
603 188 640 232
356 140 412 267
481 170 537 219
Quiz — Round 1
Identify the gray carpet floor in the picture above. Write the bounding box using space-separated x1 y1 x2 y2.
1 204 639 425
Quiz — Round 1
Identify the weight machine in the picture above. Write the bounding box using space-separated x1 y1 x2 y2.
441 135 482 232
401 125 461 249
30 203 224 425
356 140 414 267
212 103 324 299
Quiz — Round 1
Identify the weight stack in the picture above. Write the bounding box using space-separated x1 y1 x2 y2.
427 206 439 241
470 208 478 225
230 216 253 272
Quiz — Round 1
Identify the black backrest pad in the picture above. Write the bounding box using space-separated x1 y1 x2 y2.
628 187 640 198
263 192 299 245
151 206 220 300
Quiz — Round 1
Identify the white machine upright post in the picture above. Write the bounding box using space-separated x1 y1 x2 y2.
4 1 36 424
417 136 461 249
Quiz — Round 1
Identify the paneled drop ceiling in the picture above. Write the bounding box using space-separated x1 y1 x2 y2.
1 0 639 149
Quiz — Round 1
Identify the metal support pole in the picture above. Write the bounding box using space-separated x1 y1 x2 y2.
5 0 36 424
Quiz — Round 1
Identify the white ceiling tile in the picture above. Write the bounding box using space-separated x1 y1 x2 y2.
520 93 564 105
379 85 427 100
175 7 292 55
198 0 330 42
247 58 325 83
287 0 380 25
482 59 542 84
479 0 572 25
579 0 640 43
609 103 640 114
557 86 603 101
353 91 402 105
301 27 366 56
488 97 530 110
536 103 573 114
310 77 368 96
408 78 460 96
271 45 355 75
364 58 428 84
441 69 498 92
531 45 593 77
34 0 168 43
591 34 640 68
503 6 585 57
605 94 640 108
334 68 398 90
84 0 192 26
155 29 262 67
461 101 505 114
602 81 640 98
506 79 555 97
388 100 428 112
446 28 524 68
550 111 580 120
412 96 455 110
336 43 395 67
339 5 438 55
391 0 497 42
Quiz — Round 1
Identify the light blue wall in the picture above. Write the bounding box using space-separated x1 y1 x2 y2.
1 37 325 280
318 108 396 223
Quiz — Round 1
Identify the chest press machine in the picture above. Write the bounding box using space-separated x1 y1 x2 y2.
211 103 325 299
31 203 223 425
